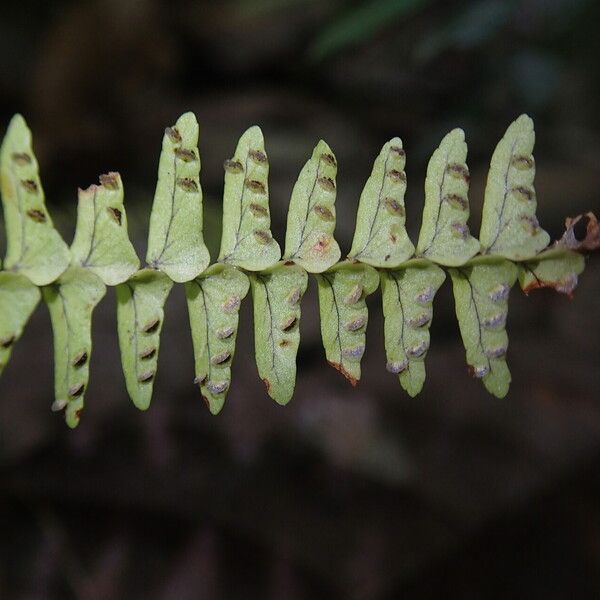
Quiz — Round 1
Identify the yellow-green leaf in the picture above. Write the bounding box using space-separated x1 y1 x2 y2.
42 266 106 428
146 112 211 282
0 114 70 285
316 261 379 385
70 172 140 285
116 269 173 410
249 262 308 405
349 138 414 267
380 259 446 397
518 246 585 296
283 140 341 272
479 114 550 259
0 272 41 376
416 128 480 266
186 264 249 414
218 126 281 270
449 256 518 398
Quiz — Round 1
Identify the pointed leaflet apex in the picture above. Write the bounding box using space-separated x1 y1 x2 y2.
250 262 308 404
283 140 341 272
146 112 210 282
316 261 379 385
349 138 414 267
186 264 249 414
416 128 480 266
70 172 140 285
381 259 445 396
479 114 550 259
117 269 173 410
218 126 281 270
0 114 70 285
450 256 518 398
42 266 106 428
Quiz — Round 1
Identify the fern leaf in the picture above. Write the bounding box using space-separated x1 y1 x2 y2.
316 261 379 385
0 114 70 285
116 269 173 410
416 128 480 266
249 262 308 405
348 138 414 267
70 173 139 285
218 126 281 270
518 246 585 296
479 114 550 259
42 266 106 428
146 112 210 282
283 140 341 272
449 257 518 398
185 264 249 414
0 272 41 376
380 259 446 396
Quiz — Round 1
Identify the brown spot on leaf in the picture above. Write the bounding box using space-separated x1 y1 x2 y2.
174 148 197 162
222 295 241 313
177 177 199 193
262 378 272 393
107 207 122 225
72 352 88 368
21 179 38 193
446 163 470 182
223 159 243 173
387 169 406 184
320 153 337 167
278 339 290 347
444 194 468 210
249 203 268 217
69 384 85 398
512 186 535 202
165 126 182 144
317 176 336 191
11 152 31 165
249 149 268 164
211 351 231 365
511 154 535 170
253 229 272 244
390 145 405 158
312 235 331 254
138 371 155 383
519 214 540 234
384 198 405 216
313 205 334 221
139 348 156 360
26 209 46 223
327 360 358 386
245 179 266 194
0 335 16 348
142 319 160 334
280 316 297 332
99 173 119 189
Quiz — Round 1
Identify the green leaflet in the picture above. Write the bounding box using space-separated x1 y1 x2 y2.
218 126 281 271
518 246 585 296
380 259 446 397
449 257 518 398
185 264 249 414
479 114 550 259
0 272 41 376
249 262 308 405
146 112 210 282
42 266 106 428
316 261 379 385
70 172 140 286
116 269 173 410
348 138 414 267
416 128 480 266
0 114 70 285
283 140 341 272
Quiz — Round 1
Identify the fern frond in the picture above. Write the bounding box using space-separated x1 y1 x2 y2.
0 113 594 426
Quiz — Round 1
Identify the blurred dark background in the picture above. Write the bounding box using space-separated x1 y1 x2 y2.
0 0 599 598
